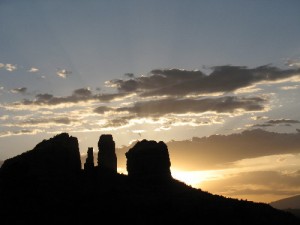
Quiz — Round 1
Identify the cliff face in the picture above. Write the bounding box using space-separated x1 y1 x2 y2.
98 134 117 172
0 133 81 181
125 140 172 180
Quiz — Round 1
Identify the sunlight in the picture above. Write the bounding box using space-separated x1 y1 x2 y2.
171 168 219 187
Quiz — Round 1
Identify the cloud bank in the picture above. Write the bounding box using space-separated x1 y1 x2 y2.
1 64 299 135
166 129 300 170
108 66 300 97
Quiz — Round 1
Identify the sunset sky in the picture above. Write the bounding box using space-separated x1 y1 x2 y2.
1 0 300 203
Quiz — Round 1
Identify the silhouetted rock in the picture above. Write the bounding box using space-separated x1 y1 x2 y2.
84 147 94 171
0 133 81 182
0 133 300 225
125 140 172 181
97 134 117 172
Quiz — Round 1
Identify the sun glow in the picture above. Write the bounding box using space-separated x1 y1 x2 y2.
171 168 219 187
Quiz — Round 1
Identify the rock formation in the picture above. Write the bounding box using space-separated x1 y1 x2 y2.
84 147 94 171
97 134 117 172
0 133 81 181
125 139 172 180
1 133 300 225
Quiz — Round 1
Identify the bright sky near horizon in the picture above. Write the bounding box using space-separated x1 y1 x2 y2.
1 0 300 203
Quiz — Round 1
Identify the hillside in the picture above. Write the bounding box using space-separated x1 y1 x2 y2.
0 133 299 225
270 195 300 210
270 195 300 218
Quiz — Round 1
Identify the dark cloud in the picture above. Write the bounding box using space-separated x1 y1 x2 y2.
252 124 273 128
103 116 135 128
266 119 300 124
92 96 266 129
93 106 113 114
115 96 266 117
20 117 72 125
73 88 92 97
15 88 129 106
36 93 53 101
252 119 300 128
11 87 27 94
95 92 129 102
165 129 300 170
124 73 135 78
110 68 204 93
108 66 300 97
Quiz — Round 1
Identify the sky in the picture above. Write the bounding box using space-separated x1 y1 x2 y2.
1 0 300 203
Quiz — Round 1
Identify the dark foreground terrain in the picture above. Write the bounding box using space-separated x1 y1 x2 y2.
0 133 299 225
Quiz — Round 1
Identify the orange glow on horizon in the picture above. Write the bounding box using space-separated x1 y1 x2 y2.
171 168 219 187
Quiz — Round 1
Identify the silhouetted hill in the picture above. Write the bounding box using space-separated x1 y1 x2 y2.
270 195 300 209
0 133 299 225
0 133 81 182
270 195 300 218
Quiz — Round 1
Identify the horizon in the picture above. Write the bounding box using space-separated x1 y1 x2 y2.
1 0 300 204
2 129 300 204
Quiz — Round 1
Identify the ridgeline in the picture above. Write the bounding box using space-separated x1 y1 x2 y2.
0 133 299 225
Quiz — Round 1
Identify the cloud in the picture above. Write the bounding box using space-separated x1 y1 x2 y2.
94 96 266 117
5 64 17 72
165 129 300 170
280 85 299 90
93 106 113 114
91 96 267 130
0 115 9 120
97 114 224 131
73 87 92 97
107 66 300 97
109 68 204 94
252 119 300 128
28 67 39 73
56 69 72 78
267 119 300 125
251 116 268 121
0 129 42 138
285 58 300 68
102 116 135 129
9 88 130 108
11 87 27 94
124 73 135 78
18 117 74 127
251 123 274 128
